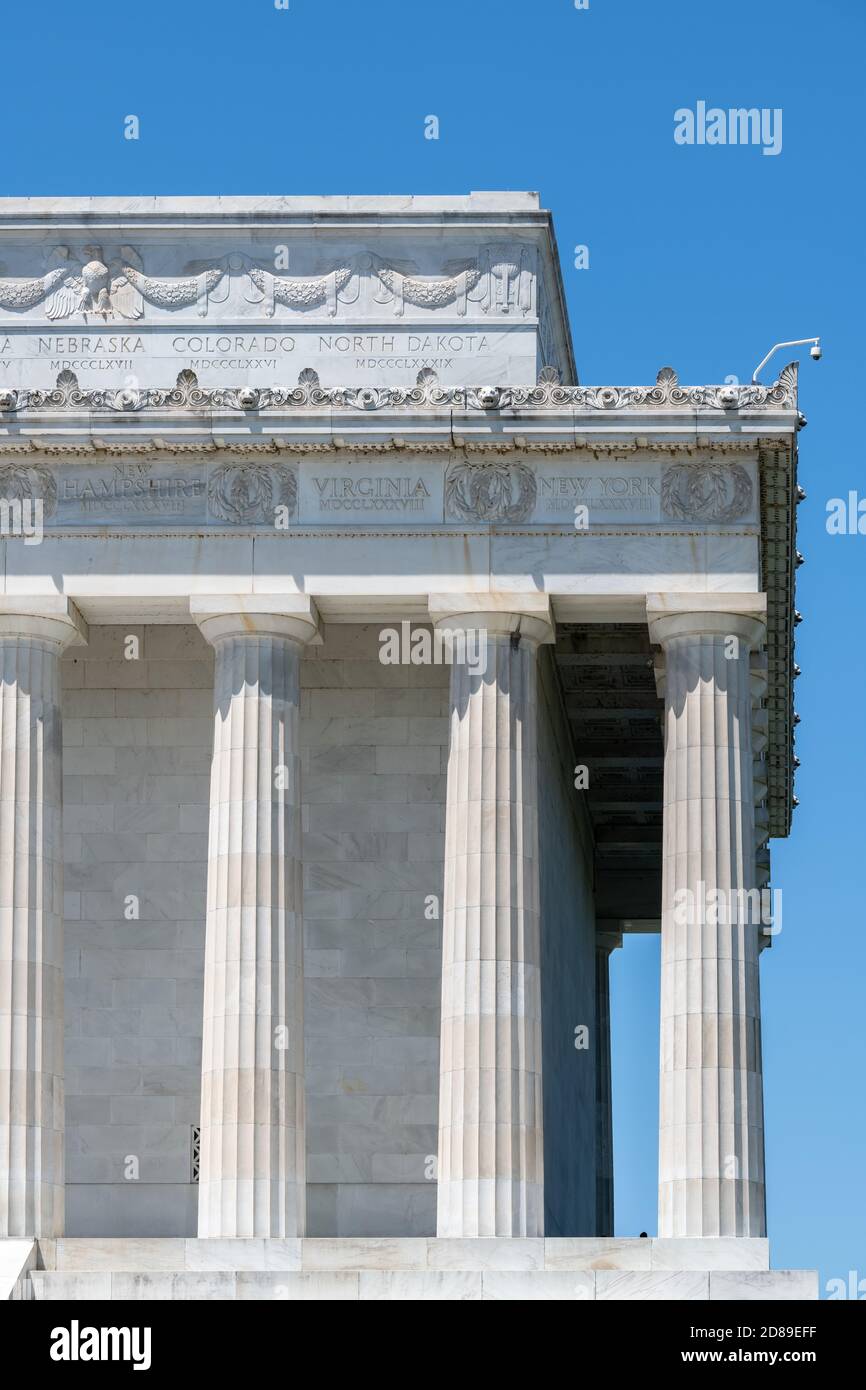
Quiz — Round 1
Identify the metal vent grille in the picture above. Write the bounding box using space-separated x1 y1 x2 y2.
191 1126 201 1183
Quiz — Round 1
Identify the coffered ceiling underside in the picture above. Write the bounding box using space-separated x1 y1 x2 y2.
554 623 664 926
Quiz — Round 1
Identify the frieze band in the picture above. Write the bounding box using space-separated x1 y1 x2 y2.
0 244 537 323
0 455 755 527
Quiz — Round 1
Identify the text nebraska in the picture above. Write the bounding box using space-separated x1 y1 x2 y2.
36 336 145 354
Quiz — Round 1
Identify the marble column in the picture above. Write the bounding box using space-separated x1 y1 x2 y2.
191 597 319 1239
648 594 767 1238
595 930 621 1238
0 597 87 1236
430 596 554 1237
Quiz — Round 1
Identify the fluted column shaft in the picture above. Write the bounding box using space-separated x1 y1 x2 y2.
433 601 553 1237
0 600 86 1236
650 599 767 1238
192 600 318 1238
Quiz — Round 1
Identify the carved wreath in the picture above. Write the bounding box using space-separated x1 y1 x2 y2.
660 462 753 523
207 463 297 525
0 463 58 517
445 459 537 523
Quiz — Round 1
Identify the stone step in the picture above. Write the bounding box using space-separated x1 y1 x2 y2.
29 1266 818 1302
43 1235 773 1274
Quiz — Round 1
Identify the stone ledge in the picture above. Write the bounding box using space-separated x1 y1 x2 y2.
27 1262 819 1302
42 1235 778 1275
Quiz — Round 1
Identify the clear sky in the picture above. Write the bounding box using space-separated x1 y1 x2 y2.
4 0 863 1296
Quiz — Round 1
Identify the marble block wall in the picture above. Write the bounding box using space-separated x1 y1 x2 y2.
300 625 448 1236
536 649 598 1235
62 625 213 1237
59 623 597 1238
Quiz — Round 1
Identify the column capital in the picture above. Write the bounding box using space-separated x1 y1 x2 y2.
428 592 555 646
0 595 88 649
189 595 322 647
646 593 766 650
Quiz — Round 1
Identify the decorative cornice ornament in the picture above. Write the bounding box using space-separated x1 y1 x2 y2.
660 462 753 522
0 364 799 417
445 459 537 522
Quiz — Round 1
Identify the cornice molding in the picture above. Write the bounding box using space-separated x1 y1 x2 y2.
0 437 784 459
0 363 799 418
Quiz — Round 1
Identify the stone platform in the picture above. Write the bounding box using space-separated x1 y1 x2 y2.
4 1238 817 1301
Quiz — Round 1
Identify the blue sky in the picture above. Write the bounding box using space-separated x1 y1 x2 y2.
4 0 864 1293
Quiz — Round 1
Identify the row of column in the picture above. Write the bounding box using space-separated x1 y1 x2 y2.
0 592 769 1240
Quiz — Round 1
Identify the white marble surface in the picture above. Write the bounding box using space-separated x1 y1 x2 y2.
0 1239 37 1300
435 609 551 1236
544 1237 652 1270
0 193 565 390
61 626 211 1237
709 1270 819 1300
26 1237 818 1300
649 598 768 1238
0 600 86 1237
483 1270 595 1300
597 1270 710 1300
652 1237 770 1270
194 607 316 1237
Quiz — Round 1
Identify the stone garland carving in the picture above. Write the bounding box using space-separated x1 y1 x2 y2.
0 462 58 516
207 462 297 524
246 265 359 317
0 243 535 323
0 363 799 416
372 245 533 317
0 266 69 311
373 264 482 315
445 459 537 523
660 462 753 523
0 246 228 322
122 265 225 313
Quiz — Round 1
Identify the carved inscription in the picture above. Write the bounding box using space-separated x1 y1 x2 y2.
298 460 442 522
61 464 205 518
540 473 660 514
0 328 524 390
312 476 431 514
9 457 757 531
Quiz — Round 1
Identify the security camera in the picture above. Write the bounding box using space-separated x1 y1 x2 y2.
752 336 822 382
